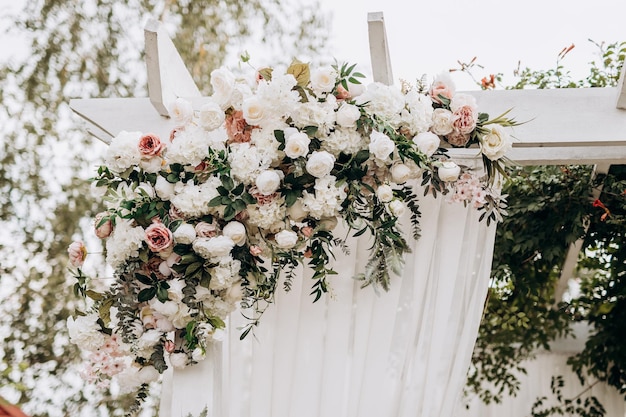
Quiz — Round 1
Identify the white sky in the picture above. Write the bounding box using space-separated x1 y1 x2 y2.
319 0 626 90
0 0 624 90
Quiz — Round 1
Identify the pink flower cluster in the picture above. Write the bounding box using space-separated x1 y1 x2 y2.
80 334 127 388
448 173 488 208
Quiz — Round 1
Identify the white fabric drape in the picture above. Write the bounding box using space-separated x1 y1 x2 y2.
161 178 498 417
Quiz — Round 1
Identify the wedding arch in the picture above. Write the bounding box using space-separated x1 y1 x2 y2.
69 12 626 417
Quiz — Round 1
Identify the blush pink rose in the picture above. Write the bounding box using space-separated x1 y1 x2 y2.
145 221 173 253
68 241 87 268
94 212 113 239
138 133 165 158
429 81 454 104
225 110 253 144
335 85 351 100
446 130 471 147
195 221 218 238
164 340 176 353
249 245 263 257
452 106 477 135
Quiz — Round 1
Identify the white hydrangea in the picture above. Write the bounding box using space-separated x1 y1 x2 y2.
105 219 146 269
255 73 300 121
209 258 242 291
104 131 142 173
247 198 286 230
228 142 266 184
355 82 405 128
166 125 212 167
401 90 434 135
301 176 347 219
67 314 105 351
170 177 221 218
291 98 337 135
250 128 283 166
321 128 367 156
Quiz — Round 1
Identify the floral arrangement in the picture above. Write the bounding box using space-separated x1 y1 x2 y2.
66 60 517 407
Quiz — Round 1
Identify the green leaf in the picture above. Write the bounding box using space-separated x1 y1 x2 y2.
138 287 157 302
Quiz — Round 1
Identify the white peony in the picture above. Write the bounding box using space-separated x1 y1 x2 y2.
413 131 440 157
306 151 335 178
168 98 194 127
376 184 394 203
369 131 395 160
310 66 338 93
199 100 225 130
67 314 105 351
222 221 247 246
255 170 282 195
438 161 461 182
105 131 142 173
335 102 361 128
274 229 298 249
481 125 512 161
284 131 311 159
105 220 146 269
193 236 235 259
431 108 455 136
173 223 196 245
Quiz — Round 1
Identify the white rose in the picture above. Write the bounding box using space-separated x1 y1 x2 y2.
192 348 205 362
310 66 338 93
347 81 365 97
242 96 266 125
168 98 194 126
438 161 461 182
369 131 395 160
173 223 196 245
255 170 282 195
481 125 512 161
376 184 394 203
335 103 361 128
154 176 175 200
413 132 440 157
193 236 235 258
222 221 247 246
306 151 335 178
169 352 188 369
199 101 225 130
287 199 309 222
431 108 455 136
274 229 298 249
210 68 236 108
390 164 412 184
284 131 311 159
388 200 406 218
136 182 155 199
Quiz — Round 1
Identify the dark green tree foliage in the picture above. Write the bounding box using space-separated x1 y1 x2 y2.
0 1 326 415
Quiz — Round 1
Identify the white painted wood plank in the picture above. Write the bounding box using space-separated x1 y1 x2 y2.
144 19 201 116
467 87 626 145
367 12 394 86
70 97 176 143
616 66 626 109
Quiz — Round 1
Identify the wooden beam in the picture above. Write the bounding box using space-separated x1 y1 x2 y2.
144 19 201 116
616 65 626 109
367 12 394 86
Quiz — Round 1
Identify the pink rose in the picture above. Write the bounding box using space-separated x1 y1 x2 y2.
429 81 454 104
144 221 173 253
68 241 87 268
249 245 263 257
446 130 471 147
301 226 313 238
164 340 176 353
335 84 351 100
195 221 218 238
138 133 165 158
225 110 253 144
94 212 113 239
169 206 185 221
452 106 477 135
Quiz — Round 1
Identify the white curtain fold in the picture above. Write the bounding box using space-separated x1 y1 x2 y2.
161 176 498 417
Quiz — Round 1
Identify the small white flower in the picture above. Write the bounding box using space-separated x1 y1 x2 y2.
306 151 335 178
388 200 406 218
310 66 338 93
210 68 236 108
335 103 361 128
376 184 394 203
413 131 440 157
168 98 194 126
242 96 266 125
284 131 311 159
255 170 282 195
390 164 412 184
154 176 176 200
199 100 225 130
438 161 461 182
274 229 298 249
222 221 247 246
481 125 512 161
369 131 395 161
169 352 188 369
173 223 196 245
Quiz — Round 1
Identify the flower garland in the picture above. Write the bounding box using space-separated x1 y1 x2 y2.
67 60 517 409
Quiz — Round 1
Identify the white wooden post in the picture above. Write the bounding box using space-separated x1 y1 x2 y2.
367 12 394 85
